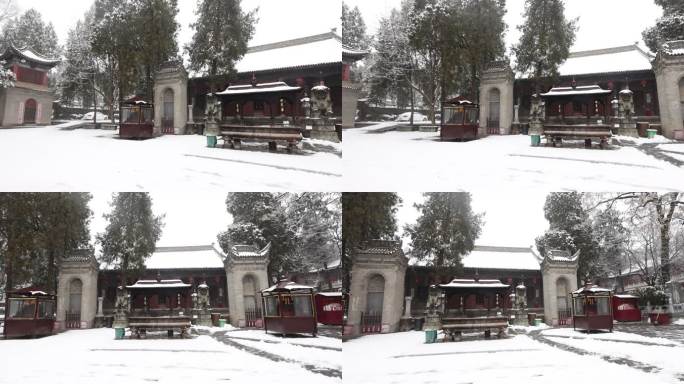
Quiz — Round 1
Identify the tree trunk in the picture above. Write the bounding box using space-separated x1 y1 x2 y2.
660 214 671 286
47 249 56 295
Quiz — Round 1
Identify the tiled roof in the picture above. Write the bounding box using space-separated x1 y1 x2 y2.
1 43 60 66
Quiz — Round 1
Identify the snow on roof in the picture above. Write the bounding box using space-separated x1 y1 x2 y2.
1 43 60 66
230 243 271 258
572 285 612 295
556 44 654 76
614 294 638 299
216 81 301 96
143 245 225 270
316 292 342 297
541 85 612 97
439 278 510 289
460 245 541 271
126 279 192 289
235 31 341 73
262 280 314 293
662 40 684 56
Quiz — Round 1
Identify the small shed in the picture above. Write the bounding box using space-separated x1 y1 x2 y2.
440 97 479 141
4 289 56 338
612 294 641 322
315 292 343 326
571 284 613 332
119 96 154 139
261 280 317 336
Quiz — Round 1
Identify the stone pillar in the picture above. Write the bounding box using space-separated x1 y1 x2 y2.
403 296 412 318
654 41 684 139
514 104 520 124
348 240 408 336
224 243 270 327
97 296 103 316
188 105 194 124
479 61 515 136
56 250 99 330
153 60 188 135
539 249 579 326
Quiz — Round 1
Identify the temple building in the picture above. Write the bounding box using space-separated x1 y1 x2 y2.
187 30 343 123
477 40 684 139
346 241 579 337
0 44 60 127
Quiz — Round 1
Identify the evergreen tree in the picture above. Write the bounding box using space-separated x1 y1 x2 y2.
591 206 629 281
405 193 483 267
217 193 296 282
60 17 97 106
134 0 180 98
342 2 368 50
536 192 597 283
91 0 140 105
286 193 341 272
0 193 92 295
342 193 401 292
643 0 684 52
2 8 60 56
186 0 256 90
97 193 164 287
512 0 577 93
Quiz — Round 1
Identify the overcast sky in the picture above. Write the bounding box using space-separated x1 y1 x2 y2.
89 191 232 249
16 0 342 50
396 192 549 249
343 0 663 53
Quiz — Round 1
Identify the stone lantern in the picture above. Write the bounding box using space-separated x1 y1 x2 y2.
618 85 638 136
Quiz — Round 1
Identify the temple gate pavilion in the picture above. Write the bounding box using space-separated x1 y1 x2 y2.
0 43 60 127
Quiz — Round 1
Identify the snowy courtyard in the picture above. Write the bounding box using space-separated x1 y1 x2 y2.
0 123 342 191
343 324 684 384
343 123 684 191
0 327 341 384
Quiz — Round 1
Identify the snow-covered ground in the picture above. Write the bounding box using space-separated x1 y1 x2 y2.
0 328 339 384
344 330 682 383
344 124 684 191
0 123 341 191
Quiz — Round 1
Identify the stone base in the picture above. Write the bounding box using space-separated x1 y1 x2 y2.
310 130 340 142
195 311 212 327
618 126 639 137
204 121 219 136
306 118 340 143
399 317 414 332
424 315 442 331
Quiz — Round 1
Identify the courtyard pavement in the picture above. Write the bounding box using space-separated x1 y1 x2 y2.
0 122 342 191
344 123 684 191
344 325 684 384
0 328 340 384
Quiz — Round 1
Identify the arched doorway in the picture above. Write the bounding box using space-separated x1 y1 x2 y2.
24 98 37 124
362 274 385 333
487 88 501 134
556 277 570 325
242 275 260 327
66 279 82 329
162 88 174 134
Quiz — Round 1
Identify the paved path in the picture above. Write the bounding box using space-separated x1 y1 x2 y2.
210 330 341 378
528 329 665 375
614 322 684 344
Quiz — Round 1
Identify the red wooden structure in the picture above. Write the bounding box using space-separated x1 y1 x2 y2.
125 279 193 338
315 292 343 326
572 284 614 332
440 97 479 141
261 280 317 336
612 294 641 322
437 278 510 340
4 289 56 338
119 97 154 139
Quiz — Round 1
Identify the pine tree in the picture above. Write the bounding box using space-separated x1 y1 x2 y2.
536 192 598 283
133 0 179 98
97 193 164 287
591 206 629 282
643 0 684 52
342 2 369 50
405 193 483 267
217 193 296 282
512 0 577 93
2 9 60 56
186 0 256 91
